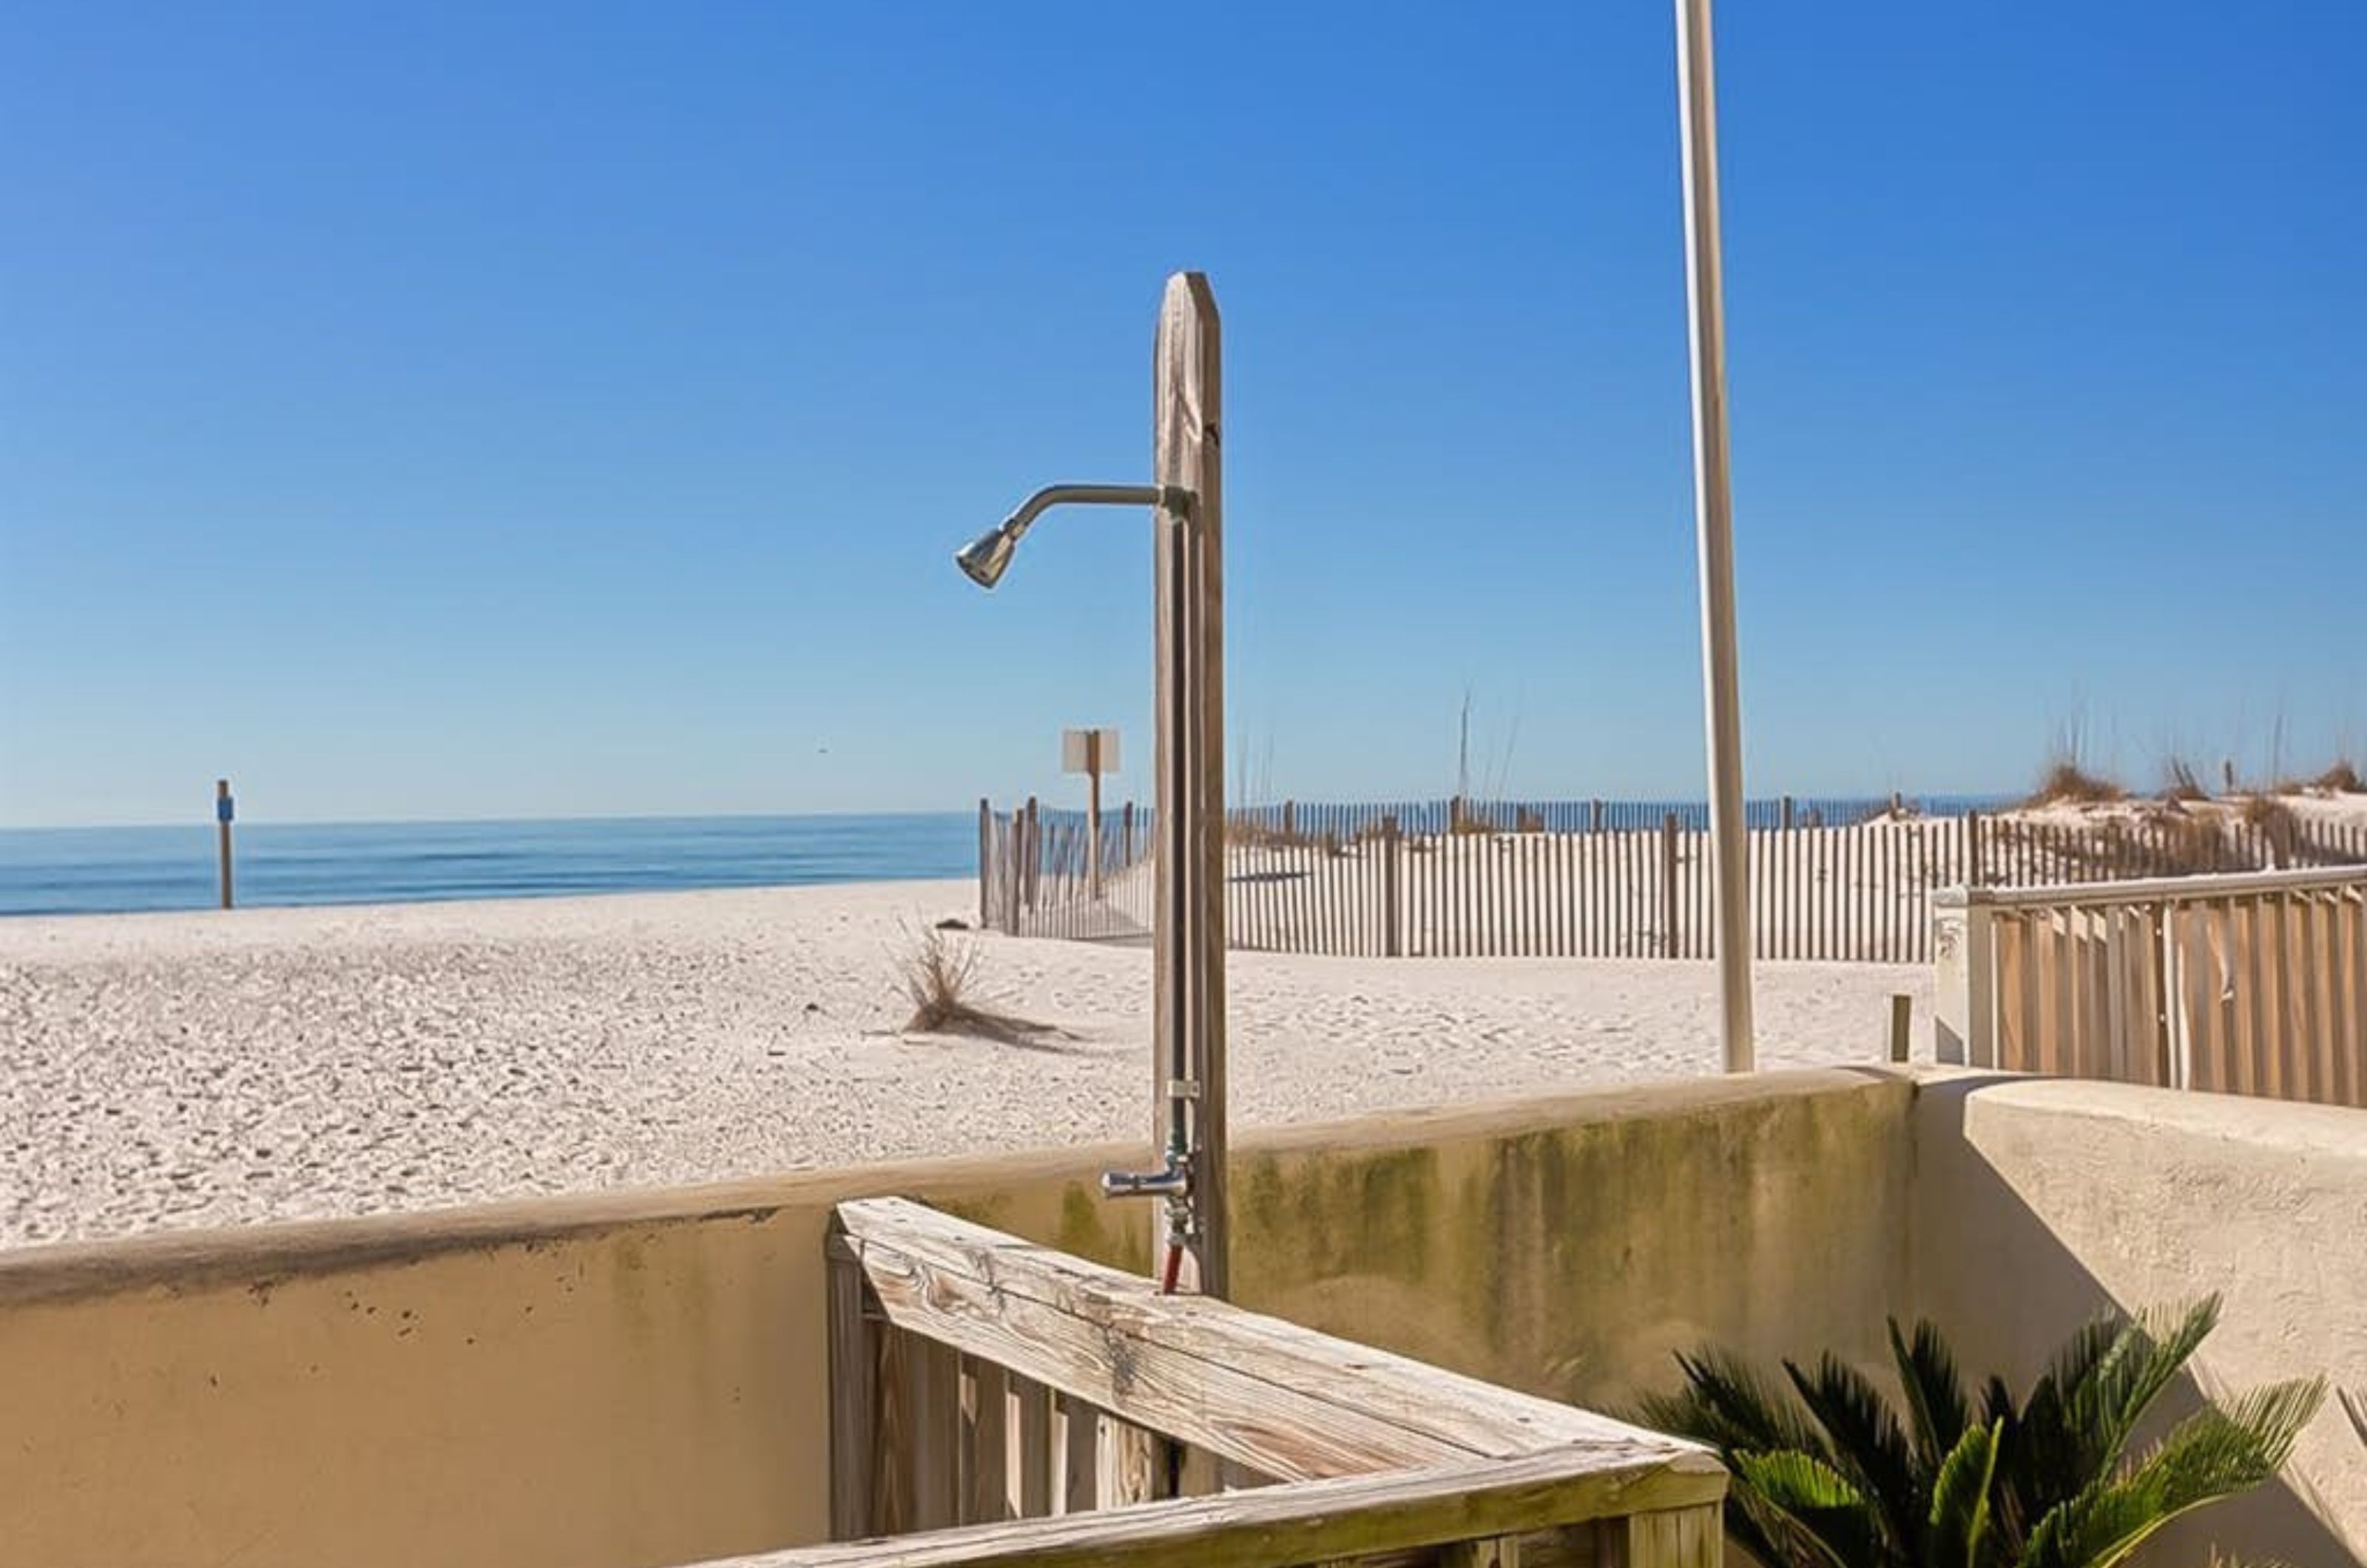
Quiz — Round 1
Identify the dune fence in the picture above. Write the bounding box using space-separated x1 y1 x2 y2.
976 794 2367 965
1935 865 2367 1107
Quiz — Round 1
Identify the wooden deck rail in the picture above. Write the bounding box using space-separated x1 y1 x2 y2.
1934 866 2367 1106
783 1197 1723 1568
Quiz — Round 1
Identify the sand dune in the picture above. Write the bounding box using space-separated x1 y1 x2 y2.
0 879 1927 1250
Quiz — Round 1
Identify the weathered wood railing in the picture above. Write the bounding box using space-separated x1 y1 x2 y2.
713 1197 1723 1567
1935 866 2367 1106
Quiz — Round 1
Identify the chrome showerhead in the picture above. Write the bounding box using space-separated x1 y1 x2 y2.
954 520 1020 589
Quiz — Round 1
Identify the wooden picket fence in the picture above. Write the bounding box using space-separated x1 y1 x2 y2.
979 795 2367 966
1935 866 2367 1108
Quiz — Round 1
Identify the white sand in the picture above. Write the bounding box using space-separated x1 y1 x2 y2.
0 879 1928 1251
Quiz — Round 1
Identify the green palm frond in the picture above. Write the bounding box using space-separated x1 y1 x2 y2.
1640 1345 1829 1459
1924 1418 2001 1568
2341 1386 2367 1447
1725 1477 1837 1568
2065 1297 2221 1468
2010 1315 2118 1498
2020 1376 2323 1568
1786 1352 1922 1555
1998 1302 2220 1546
1735 1447 1868 1510
1643 1305 2310 1568
2138 1377 2322 1497
1730 1449 1888 1568
1890 1317 1973 1468
1630 1344 1834 1567
2041 1313 2127 1405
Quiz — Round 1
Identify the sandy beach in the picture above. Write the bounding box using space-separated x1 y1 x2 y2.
0 878 1928 1250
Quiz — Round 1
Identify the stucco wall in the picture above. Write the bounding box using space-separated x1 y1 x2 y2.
0 1067 1912 1568
1912 1072 2367 1567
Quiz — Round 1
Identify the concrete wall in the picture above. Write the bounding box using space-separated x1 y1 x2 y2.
1914 1072 2367 1566
0 1068 1913 1568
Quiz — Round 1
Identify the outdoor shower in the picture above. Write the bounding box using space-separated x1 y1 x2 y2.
951 274 1230 1301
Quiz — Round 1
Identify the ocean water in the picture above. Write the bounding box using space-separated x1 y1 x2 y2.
0 813 979 917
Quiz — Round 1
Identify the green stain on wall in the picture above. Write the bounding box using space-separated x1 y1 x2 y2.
1055 1182 1151 1275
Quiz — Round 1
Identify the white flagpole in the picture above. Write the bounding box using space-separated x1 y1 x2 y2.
1675 0 1755 1072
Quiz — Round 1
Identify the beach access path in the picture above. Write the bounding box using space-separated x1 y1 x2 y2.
0 879 1926 1249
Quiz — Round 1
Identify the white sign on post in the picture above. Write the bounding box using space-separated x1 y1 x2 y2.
1062 728 1118 774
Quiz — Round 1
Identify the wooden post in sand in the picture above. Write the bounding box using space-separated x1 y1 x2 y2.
976 799 991 929
1023 797 1040 911
215 778 235 910
1063 729 1119 899
1661 811 1682 957
1888 992 1913 1063
1005 807 1022 932
1381 815 1403 957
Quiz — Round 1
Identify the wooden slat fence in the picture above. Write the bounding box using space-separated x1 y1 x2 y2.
797 1196 1723 1568
980 795 2367 965
1935 866 2367 1107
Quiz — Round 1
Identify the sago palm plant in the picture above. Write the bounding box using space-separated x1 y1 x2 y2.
1635 1297 2320 1568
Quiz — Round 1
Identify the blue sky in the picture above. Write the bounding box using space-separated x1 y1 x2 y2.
3 2 2360 827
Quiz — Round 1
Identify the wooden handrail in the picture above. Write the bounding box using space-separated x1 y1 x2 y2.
1937 864 2367 910
708 1445 1721 1567
831 1197 1699 1484
821 1197 1724 1563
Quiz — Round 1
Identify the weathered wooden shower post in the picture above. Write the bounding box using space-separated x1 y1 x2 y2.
1153 273 1227 1302
950 274 1229 1310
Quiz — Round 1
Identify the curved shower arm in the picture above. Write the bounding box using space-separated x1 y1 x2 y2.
1002 482 1193 538
956 482 1196 589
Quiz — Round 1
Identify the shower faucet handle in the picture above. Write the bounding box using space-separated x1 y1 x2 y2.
1099 1150 1191 1201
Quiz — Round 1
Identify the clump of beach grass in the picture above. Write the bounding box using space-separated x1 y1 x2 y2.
2314 759 2364 794
2161 754 2210 802
2027 760 2125 807
2027 713 2125 807
895 923 1061 1046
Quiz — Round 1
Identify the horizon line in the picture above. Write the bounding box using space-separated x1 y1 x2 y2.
0 787 2028 836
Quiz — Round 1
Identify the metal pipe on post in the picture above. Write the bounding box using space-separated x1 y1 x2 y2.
1675 0 1755 1072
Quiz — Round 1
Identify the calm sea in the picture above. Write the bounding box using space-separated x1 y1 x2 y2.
0 814 978 917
